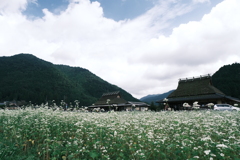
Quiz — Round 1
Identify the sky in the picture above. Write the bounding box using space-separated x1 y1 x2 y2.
1 0 240 99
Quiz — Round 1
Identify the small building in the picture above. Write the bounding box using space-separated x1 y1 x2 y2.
157 74 240 110
89 91 149 111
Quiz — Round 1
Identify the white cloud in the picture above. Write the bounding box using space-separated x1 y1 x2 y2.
0 0 37 14
0 0 240 99
128 0 240 97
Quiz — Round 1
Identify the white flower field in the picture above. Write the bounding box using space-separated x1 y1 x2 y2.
0 107 239 160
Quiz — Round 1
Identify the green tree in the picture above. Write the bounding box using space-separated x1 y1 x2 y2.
149 101 157 111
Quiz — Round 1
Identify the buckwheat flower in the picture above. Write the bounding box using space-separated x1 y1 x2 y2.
201 136 212 141
220 153 224 157
193 156 199 158
204 150 211 155
216 144 228 148
210 158 213 160
229 136 235 139
210 153 216 157
73 141 78 145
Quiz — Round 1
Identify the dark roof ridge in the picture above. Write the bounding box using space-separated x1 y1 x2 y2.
102 91 120 97
179 74 211 83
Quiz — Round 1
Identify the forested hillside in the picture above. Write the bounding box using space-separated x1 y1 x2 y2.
0 54 138 105
212 63 240 99
140 90 174 105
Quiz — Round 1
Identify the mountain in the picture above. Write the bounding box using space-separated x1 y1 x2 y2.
212 63 240 99
0 53 138 105
140 90 175 104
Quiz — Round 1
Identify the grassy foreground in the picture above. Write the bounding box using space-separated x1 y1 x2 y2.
0 108 240 160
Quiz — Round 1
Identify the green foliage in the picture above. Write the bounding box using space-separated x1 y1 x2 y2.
149 101 162 111
149 101 156 111
212 63 240 99
1 108 240 159
0 104 4 109
0 54 138 105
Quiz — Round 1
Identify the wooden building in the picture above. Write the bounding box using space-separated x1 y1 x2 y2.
157 74 240 110
89 91 149 111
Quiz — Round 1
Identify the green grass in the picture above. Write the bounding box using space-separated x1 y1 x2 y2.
0 107 240 160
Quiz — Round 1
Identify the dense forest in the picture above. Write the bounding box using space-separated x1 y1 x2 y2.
212 63 240 99
0 54 138 106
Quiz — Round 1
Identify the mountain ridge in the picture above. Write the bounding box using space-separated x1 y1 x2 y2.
0 53 138 105
140 90 175 104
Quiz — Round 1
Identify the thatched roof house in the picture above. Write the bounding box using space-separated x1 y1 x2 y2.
157 74 240 110
89 91 149 111
94 91 127 106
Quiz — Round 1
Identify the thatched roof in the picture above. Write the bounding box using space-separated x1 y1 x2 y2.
156 75 232 104
94 91 127 105
90 91 149 108
157 74 240 104
168 74 224 98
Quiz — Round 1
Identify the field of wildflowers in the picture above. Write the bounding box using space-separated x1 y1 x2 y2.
0 107 239 160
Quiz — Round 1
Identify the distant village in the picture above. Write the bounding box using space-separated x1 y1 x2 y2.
1 74 240 111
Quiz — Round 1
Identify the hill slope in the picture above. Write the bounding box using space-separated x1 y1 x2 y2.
212 63 240 99
140 90 175 104
0 54 138 105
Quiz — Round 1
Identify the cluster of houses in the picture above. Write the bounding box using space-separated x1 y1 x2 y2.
89 74 240 111
1 74 240 111
156 74 240 110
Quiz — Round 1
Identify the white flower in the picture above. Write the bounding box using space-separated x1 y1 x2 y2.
204 150 211 155
183 102 191 107
193 101 198 105
210 153 216 157
220 153 224 157
201 136 212 141
106 99 110 104
207 103 214 107
193 102 200 108
216 144 228 148
193 156 199 158
163 98 168 102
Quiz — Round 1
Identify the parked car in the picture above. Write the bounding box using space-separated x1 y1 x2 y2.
213 104 239 111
